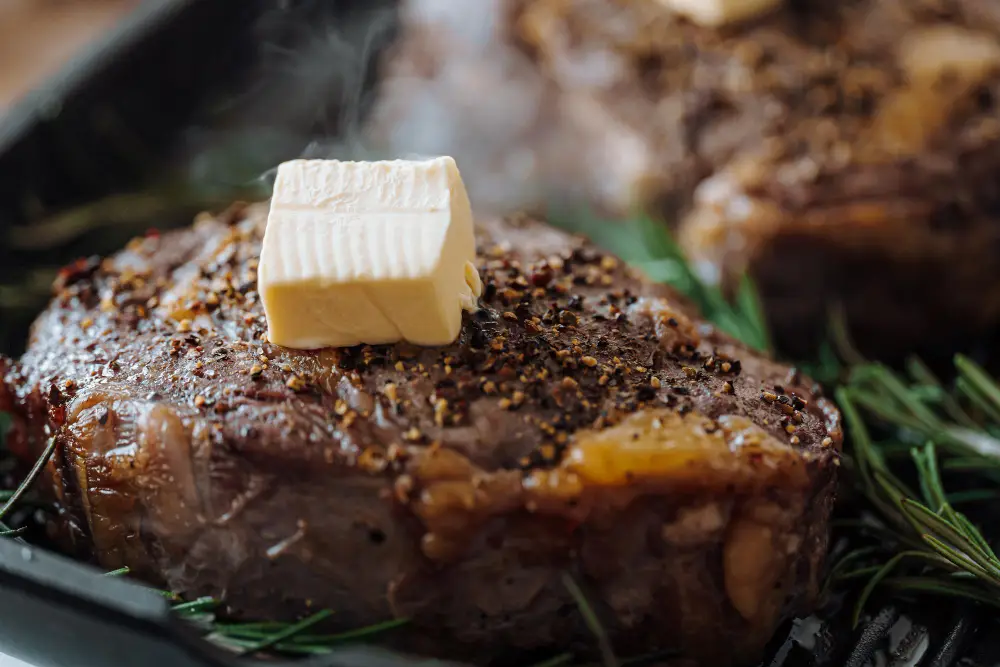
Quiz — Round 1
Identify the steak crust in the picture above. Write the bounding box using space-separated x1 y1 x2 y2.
3 204 841 666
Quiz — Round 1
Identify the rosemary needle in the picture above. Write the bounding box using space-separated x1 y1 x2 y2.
0 436 57 523
563 573 619 667
238 608 333 656
286 617 410 644
171 597 219 616
208 616 409 654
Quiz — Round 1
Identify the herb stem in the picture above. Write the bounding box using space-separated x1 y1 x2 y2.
529 653 575 667
238 609 334 656
0 436 57 523
563 573 619 667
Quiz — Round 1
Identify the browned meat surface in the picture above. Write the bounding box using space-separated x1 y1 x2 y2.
2 203 841 666
370 0 1000 361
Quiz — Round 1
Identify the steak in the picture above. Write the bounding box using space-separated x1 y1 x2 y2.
1 203 841 666
369 0 1000 362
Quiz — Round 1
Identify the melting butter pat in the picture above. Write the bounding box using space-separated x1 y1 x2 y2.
660 0 782 27
259 156 483 349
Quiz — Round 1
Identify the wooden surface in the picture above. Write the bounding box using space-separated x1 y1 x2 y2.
0 0 138 115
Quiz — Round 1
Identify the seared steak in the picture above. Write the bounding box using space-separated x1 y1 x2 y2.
2 203 841 666
370 0 1000 362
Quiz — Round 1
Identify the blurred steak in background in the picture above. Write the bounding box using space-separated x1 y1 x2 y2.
369 0 1000 363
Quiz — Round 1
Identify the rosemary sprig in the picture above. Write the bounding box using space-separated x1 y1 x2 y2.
835 356 1000 622
162 585 408 655
208 617 410 656
167 591 407 655
238 609 335 656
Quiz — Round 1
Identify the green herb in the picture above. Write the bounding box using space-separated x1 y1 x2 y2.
163 590 407 655
529 653 575 667
209 614 408 656
238 609 335 656
164 590 409 655
834 356 1000 623
797 339 845 388
0 412 22 539
171 597 220 616
0 436 57 524
562 573 619 667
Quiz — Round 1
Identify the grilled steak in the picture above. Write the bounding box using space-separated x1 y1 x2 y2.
2 203 841 666
370 0 1000 362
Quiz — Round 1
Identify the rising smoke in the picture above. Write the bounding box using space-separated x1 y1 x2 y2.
189 0 648 219
365 0 653 218
363 0 550 215
182 0 652 220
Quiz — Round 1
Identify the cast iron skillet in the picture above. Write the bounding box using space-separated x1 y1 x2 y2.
0 2 993 666
0 537 462 667
0 0 395 355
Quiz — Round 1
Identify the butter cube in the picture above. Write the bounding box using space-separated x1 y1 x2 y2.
258 157 482 349
661 0 782 27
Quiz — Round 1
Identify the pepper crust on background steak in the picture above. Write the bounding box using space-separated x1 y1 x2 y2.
371 0 1000 363
1 203 842 666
